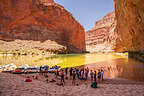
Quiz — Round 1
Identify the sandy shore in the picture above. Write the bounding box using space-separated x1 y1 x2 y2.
0 72 144 96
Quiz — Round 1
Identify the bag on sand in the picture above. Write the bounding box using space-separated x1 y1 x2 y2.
24 78 32 82
91 81 97 88
65 76 68 80
56 83 64 86
50 79 56 83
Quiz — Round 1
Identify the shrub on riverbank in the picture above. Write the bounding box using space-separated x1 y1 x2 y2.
128 51 144 62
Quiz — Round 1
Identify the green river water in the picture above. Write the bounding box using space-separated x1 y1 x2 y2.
0 53 144 82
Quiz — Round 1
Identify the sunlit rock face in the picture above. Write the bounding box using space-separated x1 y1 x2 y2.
0 0 86 53
114 0 144 52
85 11 116 52
40 0 54 3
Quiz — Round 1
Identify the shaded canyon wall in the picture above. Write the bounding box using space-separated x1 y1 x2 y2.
114 0 144 52
0 0 86 53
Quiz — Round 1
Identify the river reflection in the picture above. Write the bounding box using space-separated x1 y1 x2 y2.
115 59 144 82
0 53 144 82
85 58 144 82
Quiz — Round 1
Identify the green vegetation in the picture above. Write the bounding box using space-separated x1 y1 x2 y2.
128 51 144 62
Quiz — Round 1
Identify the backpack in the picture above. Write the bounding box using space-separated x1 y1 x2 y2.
91 81 97 88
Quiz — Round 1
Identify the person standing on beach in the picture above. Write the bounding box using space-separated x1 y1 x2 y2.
72 70 76 85
40 66 42 75
79 69 82 79
94 71 97 82
60 70 65 83
45 74 48 83
65 68 68 76
81 69 84 79
69 68 73 79
44 65 48 75
98 70 101 82
85 68 88 80
55 69 59 78
101 69 104 81
76 68 79 79
90 70 94 82
87 67 89 74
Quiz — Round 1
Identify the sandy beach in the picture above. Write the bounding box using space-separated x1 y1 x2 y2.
0 72 144 96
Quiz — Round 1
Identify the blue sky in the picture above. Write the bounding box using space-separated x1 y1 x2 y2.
55 0 114 31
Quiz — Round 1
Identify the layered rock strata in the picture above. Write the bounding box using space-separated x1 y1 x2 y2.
0 0 86 54
86 12 116 52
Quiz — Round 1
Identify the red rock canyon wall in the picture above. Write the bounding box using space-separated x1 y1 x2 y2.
0 0 86 53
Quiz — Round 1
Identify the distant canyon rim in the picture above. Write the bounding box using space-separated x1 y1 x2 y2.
0 0 144 54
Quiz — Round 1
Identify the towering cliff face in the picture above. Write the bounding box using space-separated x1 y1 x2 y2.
0 0 86 53
86 12 116 52
114 0 144 52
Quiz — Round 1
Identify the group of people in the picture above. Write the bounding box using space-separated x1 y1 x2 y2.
56 67 104 86
29 66 104 88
